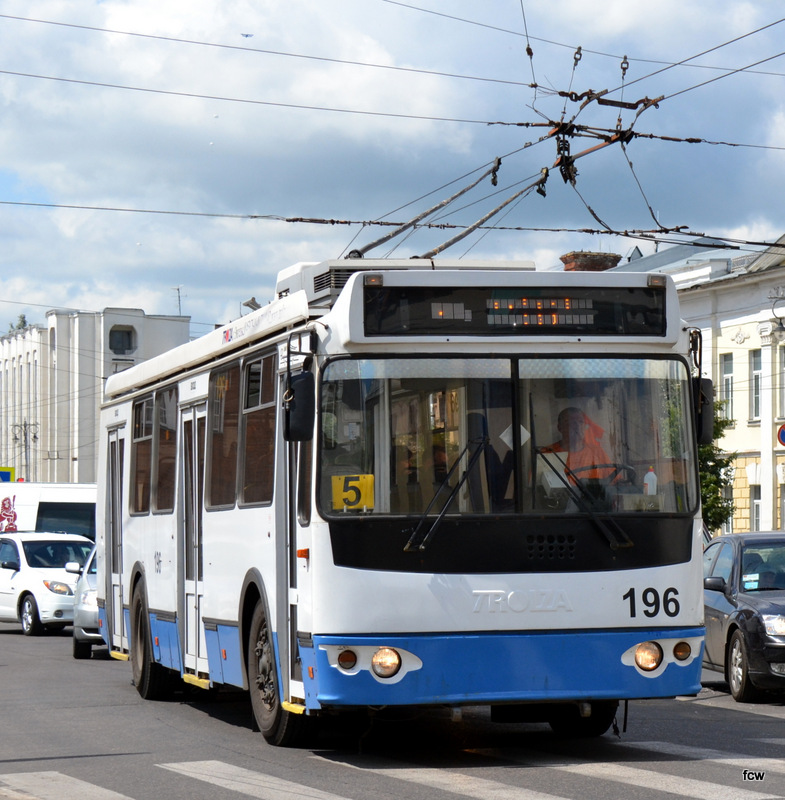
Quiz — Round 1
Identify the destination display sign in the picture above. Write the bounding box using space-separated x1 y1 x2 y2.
363 285 667 336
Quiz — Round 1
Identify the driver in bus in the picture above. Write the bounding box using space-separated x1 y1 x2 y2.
541 406 616 483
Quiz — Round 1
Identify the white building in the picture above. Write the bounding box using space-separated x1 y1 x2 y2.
614 237 785 533
0 308 189 483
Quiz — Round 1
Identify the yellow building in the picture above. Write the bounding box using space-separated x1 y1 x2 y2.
615 236 785 533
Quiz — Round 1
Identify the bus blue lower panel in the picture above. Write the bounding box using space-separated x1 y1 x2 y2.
307 628 704 709
150 614 182 673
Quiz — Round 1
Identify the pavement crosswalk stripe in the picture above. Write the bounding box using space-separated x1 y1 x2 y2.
0 771 133 800
314 756 574 800
626 741 785 775
354 766 572 800
158 760 351 800
554 762 779 800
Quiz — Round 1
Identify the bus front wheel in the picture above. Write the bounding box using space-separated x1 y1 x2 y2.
247 600 308 747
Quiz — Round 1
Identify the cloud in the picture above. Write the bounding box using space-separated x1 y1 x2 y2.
0 0 781 332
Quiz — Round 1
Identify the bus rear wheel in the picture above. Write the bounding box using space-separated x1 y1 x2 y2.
247 599 309 747
131 585 174 700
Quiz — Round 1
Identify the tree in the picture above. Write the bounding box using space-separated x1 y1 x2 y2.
699 400 735 533
8 314 28 332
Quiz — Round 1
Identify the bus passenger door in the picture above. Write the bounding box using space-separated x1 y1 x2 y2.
106 430 126 650
181 404 208 677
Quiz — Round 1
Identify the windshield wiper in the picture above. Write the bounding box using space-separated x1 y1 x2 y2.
404 437 489 552
535 447 633 551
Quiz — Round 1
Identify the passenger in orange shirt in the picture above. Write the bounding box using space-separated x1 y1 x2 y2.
541 406 616 483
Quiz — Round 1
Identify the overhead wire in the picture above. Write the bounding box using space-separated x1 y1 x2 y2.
0 14 535 90
0 67 510 126
1 7 783 266
380 1 785 80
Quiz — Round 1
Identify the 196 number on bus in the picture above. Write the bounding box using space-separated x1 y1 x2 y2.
622 587 680 618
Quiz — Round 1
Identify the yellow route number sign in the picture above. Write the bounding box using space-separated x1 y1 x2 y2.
331 474 375 510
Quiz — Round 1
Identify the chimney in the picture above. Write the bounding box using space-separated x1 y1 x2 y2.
560 251 622 271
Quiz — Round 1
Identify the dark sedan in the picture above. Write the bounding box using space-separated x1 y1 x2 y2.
703 532 785 701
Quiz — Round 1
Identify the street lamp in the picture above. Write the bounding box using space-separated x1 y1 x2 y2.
11 420 39 482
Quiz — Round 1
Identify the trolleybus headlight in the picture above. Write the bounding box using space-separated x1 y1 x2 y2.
634 641 663 672
371 647 401 678
672 641 692 661
337 649 358 670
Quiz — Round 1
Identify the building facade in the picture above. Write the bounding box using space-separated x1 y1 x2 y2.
615 237 785 533
0 308 189 483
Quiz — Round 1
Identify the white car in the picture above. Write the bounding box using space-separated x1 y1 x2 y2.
67 545 106 658
0 532 94 635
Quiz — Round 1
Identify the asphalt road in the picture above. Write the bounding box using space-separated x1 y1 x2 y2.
2 622 785 800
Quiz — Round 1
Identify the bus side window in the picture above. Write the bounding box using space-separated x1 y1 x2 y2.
208 363 241 508
131 397 153 514
241 355 276 506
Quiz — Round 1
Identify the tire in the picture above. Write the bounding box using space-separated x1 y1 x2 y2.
73 637 92 660
247 599 309 747
130 585 174 700
727 629 763 703
20 594 44 636
548 701 619 738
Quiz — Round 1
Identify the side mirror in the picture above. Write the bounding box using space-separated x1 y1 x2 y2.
284 371 315 442
0 560 20 572
696 378 714 446
65 561 83 575
703 575 726 592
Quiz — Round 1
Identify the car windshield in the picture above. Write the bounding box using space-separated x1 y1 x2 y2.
22 540 93 569
740 543 785 591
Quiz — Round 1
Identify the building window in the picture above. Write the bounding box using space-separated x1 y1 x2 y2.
750 349 762 421
720 353 733 421
751 485 761 532
109 326 136 355
780 347 785 418
721 485 733 535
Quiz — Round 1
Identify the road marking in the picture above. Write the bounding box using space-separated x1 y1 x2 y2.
627 740 785 775
158 760 350 800
323 759 572 800
0 771 132 800
553 762 778 800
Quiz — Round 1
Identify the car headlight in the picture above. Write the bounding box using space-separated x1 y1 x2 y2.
80 588 98 608
762 615 785 636
43 580 73 596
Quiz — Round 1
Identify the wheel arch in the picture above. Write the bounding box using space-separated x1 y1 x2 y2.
239 568 271 691
15 590 33 620
723 621 741 682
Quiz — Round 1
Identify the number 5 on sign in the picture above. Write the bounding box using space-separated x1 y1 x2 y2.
332 474 375 510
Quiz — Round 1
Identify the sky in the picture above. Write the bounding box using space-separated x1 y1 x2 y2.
0 0 783 336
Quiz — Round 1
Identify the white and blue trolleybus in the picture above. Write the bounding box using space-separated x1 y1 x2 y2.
96 258 713 744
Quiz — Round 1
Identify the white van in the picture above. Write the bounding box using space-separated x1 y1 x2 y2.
0 483 96 540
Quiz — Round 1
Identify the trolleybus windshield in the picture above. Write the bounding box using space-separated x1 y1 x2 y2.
319 356 698 518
